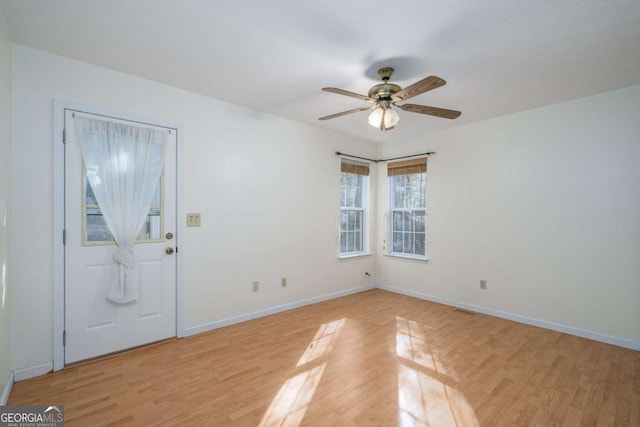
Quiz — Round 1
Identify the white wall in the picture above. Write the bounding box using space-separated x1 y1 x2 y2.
377 85 640 346
11 45 377 373
0 7 13 401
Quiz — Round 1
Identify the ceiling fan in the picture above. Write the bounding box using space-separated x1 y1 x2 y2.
319 67 461 132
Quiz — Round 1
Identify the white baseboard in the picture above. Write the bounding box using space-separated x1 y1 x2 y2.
14 283 635 385
13 362 53 382
183 285 375 337
1 371 13 405
377 284 640 351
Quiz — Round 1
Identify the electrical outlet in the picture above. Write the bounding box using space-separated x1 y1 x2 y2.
252 281 259 292
281 277 287 287
480 280 487 290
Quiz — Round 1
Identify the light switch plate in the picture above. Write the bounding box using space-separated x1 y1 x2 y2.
186 213 201 227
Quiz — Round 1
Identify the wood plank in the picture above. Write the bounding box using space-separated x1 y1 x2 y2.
8 290 640 426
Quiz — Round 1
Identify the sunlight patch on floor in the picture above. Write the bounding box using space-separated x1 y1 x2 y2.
260 318 346 426
396 316 477 426
397 365 479 427
395 316 457 380
259 363 326 427
296 318 346 367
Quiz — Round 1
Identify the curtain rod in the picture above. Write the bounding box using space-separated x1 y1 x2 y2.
69 109 173 134
335 151 435 163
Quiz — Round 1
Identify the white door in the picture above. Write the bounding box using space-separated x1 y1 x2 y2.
64 109 177 364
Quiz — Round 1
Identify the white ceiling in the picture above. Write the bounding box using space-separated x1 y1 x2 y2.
1 0 639 143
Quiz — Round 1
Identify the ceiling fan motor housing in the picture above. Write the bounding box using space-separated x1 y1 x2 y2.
368 83 401 102
369 67 400 107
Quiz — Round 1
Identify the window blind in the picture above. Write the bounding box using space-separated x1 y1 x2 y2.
341 160 370 176
387 157 427 176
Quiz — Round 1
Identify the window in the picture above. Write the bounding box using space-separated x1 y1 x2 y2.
340 160 369 256
83 173 163 245
388 158 427 259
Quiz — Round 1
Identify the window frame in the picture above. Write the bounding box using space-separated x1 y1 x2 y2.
387 160 428 261
339 161 370 258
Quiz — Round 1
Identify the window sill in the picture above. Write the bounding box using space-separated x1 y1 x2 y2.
384 253 429 262
339 253 371 260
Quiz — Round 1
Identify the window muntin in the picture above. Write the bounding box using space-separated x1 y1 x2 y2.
389 164 427 259
340 161 369 256
82 173 163 245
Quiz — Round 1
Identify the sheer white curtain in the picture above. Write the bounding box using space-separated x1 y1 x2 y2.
74 115 168 304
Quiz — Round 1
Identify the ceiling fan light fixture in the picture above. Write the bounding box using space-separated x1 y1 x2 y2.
368 106 399 131
367 107 383 127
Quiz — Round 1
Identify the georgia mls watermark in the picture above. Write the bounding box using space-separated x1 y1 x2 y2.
0 406 64 427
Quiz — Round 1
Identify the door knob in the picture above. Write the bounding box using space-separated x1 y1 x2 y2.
165 247 174 255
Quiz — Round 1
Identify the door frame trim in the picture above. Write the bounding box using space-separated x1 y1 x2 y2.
52 99 185 371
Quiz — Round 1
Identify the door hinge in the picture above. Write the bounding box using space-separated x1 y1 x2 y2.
62 129 66 144
63 330 66 346
62 229 66 245
176 246 178 253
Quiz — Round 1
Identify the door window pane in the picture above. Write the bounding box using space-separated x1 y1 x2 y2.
83 177 163 245
86 207 111 242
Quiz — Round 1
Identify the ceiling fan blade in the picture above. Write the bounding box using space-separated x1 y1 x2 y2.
322 87 374 102
319 106 372 121
398 104 461 119
392 76 446 102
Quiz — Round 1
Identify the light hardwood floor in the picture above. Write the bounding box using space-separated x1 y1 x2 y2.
8 289 640 426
